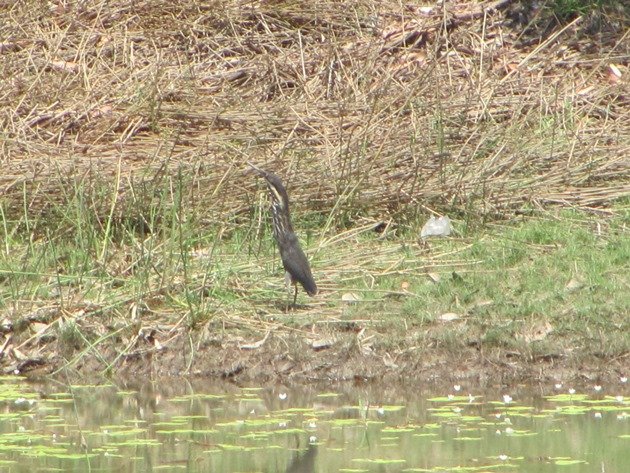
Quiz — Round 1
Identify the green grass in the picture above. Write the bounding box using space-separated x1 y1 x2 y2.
1 177 628 370
337 206 629 357
548 0 617 20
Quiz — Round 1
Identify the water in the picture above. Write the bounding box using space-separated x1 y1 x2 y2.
0 376 628 472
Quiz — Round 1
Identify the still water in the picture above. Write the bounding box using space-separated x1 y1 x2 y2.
0 375 628 472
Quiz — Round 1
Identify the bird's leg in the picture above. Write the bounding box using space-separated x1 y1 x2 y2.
285 271 294 311
293 283 298 307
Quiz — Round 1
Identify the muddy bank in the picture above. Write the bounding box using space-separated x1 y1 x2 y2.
6 321 625 386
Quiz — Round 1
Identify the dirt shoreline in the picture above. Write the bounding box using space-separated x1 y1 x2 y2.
9 325 626 386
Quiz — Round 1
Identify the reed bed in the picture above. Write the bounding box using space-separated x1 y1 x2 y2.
1 0 628 226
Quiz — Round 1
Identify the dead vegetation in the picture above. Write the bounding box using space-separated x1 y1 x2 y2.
1 0 628 223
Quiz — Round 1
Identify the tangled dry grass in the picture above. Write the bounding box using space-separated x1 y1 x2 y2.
1 0 628 228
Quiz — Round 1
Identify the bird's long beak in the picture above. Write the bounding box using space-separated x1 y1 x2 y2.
245 161 267 178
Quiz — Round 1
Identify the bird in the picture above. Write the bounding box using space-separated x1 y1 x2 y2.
247 162 317 306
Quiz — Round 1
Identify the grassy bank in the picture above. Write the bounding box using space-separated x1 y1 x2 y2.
1 191 627 378
0 0 628 379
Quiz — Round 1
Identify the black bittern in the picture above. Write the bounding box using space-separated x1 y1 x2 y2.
248 163 317 306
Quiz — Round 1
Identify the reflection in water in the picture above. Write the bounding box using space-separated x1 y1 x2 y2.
0 377 627 473
285 442 317 473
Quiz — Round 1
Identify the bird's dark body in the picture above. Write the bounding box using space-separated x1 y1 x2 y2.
278 232 317 296
248 164 317 301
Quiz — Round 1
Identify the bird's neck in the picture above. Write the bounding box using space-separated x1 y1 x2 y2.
271 202 295 241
